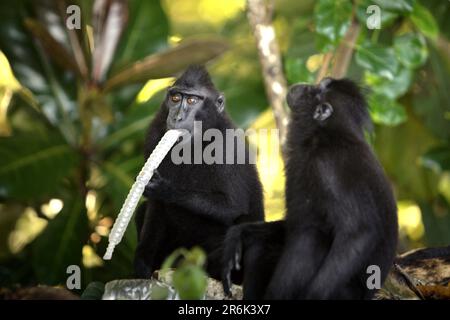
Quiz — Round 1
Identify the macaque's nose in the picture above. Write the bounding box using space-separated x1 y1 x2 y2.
174 107 185 122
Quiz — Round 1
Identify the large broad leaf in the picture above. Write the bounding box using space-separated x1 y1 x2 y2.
91 0 128 84
420 145 450 173
356 43 399 80
31 195 88 285
23 18 80 75
99 97 158 152
372 0 415 13
410 2 439 40
355 0 399 28
314 0 352 45
0 1 78 142
394 33 428 69
104 39 229 92
364 68 413 99
368 93 407 126
0 134 79 200
100 156 143 212
285 57 314 84
111 0 169 72
0 2 51 94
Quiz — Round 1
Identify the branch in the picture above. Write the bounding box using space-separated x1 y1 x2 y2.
330 21 360 79
316 19 361 83
246 0 289 153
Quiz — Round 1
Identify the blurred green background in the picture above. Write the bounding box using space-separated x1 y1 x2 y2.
0 0 449 291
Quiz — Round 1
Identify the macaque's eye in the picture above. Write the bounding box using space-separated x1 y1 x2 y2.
171 94 181 103
187 96 198 105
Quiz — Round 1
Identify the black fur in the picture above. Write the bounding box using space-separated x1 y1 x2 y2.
134 66 264 280
222 78 398 299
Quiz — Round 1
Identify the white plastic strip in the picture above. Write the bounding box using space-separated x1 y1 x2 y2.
103 129 183 260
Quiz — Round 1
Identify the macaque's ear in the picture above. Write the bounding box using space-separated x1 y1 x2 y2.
313 103 333 121
216 94 225 113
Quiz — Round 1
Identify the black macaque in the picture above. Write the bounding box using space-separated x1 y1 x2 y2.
222 78 398 300
134 65 264 281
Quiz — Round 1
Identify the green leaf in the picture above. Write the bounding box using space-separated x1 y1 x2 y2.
23 19 80 76
150 284 170 300
356 1 399 28
112 0 169 71
369 93 408 126
372 0 415 13
315 33 336 53
314 0 352 45
32 196 88 285
0 1 78 142
0 134 78 200
101 156 144 213
285 57 314 84
420 145 450 173
365 68 413 99
100 100 156 151
410 2 439 40
91 0 128 84
81 282 105 300
356 43 399 80
173 265 207 300
104 38 229 92
394 33 428 68
185 247 207 268
161 248 190 271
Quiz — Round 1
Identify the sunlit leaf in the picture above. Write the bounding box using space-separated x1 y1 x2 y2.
0 2 78 142
355 0 399 28
410 2 439 40
185 246 207 267
314 0 352 45
372 0 415 13
315 33 336 53
365 68 412 99
356 43 399 80
173 265 207 300
150 284 170 300
369 93 407 126
394 33 428 68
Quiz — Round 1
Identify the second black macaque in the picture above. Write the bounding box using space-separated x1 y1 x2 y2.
222 78 398 299
134 65 264 281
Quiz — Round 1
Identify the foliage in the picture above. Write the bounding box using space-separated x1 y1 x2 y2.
161 247 208 300
282 0 450 247
0 0 227 288
0 0 449 293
